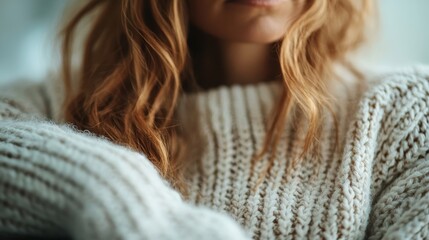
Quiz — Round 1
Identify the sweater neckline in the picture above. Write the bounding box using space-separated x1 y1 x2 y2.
176 78 285 138
181 79 283 98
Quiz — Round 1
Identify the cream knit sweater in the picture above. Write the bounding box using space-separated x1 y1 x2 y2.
0 65 428 240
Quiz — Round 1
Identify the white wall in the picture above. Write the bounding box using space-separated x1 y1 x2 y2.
359 0 429 67
0 0 428 84
0 0 66 83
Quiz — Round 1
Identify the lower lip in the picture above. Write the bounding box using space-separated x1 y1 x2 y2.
226 0 284 7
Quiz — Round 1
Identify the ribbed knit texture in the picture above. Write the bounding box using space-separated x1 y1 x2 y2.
0 65 428 239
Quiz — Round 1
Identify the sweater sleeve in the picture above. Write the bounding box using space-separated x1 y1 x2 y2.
365 66 429 240
0 79 250 240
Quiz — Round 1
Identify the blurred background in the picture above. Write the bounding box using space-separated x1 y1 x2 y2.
0 0 428 84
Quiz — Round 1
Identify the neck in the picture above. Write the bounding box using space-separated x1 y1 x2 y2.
188 28 280 90
221 41 276 85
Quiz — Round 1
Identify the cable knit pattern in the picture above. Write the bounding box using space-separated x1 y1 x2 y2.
0 65 428 240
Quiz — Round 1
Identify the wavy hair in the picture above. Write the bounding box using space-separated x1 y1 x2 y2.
61 0 374 196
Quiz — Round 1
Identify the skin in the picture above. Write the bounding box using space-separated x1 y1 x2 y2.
187 0 305 86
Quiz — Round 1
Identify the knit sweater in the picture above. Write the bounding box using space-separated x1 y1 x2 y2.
0 65 428 240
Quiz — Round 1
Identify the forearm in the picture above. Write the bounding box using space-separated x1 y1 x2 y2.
0 120 249 240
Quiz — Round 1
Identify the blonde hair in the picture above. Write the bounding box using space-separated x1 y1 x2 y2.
61 0 374 197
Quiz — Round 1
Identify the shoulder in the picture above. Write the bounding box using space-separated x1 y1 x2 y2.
358 65 429 139
0 79 47 119
354 65 429 117
347 65 429 168
363 65 429 103
0 72 65 121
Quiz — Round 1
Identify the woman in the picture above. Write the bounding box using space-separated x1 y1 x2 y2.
0 0 428 239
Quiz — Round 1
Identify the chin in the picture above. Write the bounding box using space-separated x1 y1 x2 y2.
219 21 288 43
188 0 303 44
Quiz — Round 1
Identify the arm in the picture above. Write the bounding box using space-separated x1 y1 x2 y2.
365 66 429 240
0 79 250 240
